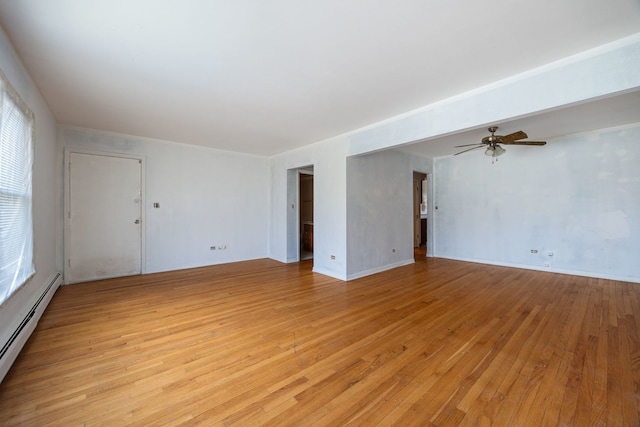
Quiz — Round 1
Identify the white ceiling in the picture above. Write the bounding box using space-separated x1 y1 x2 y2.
0 1 639 157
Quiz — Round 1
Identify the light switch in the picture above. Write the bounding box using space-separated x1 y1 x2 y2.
153 202 160 208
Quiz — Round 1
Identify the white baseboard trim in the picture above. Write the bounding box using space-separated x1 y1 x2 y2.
436 255 640 284
311 266 347 281
346 259 415 281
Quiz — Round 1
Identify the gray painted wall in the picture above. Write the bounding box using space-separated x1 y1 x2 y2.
346 150 432 279
432 124 640 281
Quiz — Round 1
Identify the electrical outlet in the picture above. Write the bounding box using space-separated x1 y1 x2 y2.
392 248 396 253
330 255 335 260
530 249 538 254
210 246 216 250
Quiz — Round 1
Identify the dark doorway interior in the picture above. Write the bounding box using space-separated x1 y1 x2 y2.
299 171 314 260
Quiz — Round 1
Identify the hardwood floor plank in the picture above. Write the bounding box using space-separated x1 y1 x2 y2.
0 256 639 425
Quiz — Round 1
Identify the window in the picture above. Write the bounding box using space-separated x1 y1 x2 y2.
0 70 35 304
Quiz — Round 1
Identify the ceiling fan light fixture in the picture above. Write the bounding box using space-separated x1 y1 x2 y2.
485 144 505 160
454 127 545 158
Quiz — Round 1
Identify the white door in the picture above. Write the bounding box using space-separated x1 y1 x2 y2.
67 152 142 284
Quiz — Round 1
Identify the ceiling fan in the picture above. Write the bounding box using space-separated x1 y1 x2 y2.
454 126 546 159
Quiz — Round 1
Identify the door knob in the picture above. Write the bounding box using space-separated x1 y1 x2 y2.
134 219 140 224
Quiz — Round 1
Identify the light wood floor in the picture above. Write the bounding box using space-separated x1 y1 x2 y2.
1 254 639 426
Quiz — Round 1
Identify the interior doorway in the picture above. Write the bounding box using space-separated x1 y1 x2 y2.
299 169 314 260
413 171 427 253
286 165 314 264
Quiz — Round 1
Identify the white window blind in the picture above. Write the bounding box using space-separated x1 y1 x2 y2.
0 71 35 304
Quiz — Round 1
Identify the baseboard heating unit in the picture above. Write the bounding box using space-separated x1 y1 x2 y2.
0 272 62 383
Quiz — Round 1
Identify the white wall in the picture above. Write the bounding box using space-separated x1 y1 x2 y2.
269 136 434 281
270 135 349 280
268 34 640 282
432 124 640 282
0 28 60 363
60 127 270 274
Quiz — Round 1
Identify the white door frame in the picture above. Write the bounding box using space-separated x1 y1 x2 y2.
411 170 434 258
286 164 314 263
426 172 434 257
64 148 146 284
298 168 314 260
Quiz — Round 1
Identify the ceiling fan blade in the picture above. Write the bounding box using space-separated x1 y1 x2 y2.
454 143 484 148
500 130 528 143
454 145 485 156
503 141 546 146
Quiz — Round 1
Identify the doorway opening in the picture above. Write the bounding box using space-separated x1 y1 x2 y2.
413 171 427 258
286 165 314 264
299 169 314 261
